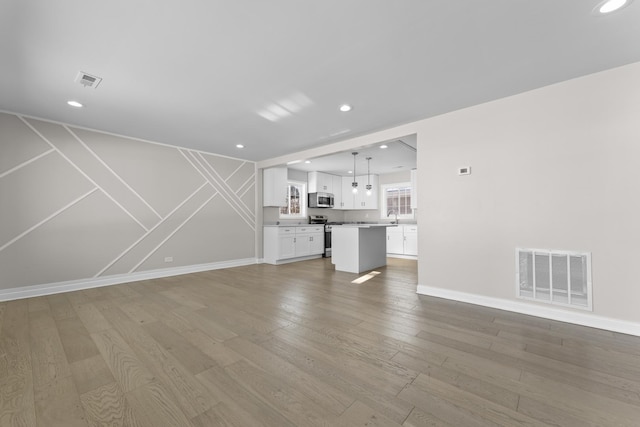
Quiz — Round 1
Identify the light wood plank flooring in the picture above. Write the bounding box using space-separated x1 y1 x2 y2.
1 258 640 426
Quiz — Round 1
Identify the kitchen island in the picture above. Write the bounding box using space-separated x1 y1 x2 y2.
331 224 396 273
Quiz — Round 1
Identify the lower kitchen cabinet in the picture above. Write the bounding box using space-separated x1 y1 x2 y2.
264 226 324 264
386 225 418 257
386 226 405 254
293 226 325 257
403 225 418 256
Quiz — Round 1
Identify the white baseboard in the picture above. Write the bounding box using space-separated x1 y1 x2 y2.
0 258 258 302
417 285 640 337
387 254 418 260
263 254 323 265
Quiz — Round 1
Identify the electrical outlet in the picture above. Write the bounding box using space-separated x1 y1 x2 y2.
164 256 173 263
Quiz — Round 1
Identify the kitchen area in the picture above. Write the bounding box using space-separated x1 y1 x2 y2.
261 138 418 273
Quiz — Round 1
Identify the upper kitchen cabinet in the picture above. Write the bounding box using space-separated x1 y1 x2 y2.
356 174 379 210
309 171 343 210
308 171 335 193
263 166 287 207
332 174 343 210
341 175 378 210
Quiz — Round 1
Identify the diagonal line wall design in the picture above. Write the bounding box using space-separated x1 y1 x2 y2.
0 112 257 290
180 150 256 231
21 117 160 231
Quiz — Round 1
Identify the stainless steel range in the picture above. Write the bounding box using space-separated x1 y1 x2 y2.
309 215 333 258
309 215 357 258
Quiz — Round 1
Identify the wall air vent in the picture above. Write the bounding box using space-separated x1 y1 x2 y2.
75 71 102 89
516 248 592 311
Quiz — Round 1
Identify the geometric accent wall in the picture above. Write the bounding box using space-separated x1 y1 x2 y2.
0 112 256 290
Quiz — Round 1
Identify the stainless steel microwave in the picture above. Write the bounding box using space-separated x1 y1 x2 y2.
308 192 334 208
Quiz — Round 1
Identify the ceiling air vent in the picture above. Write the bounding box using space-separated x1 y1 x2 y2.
75 71 102 89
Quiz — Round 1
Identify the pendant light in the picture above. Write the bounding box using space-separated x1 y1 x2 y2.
351 152 358 194
366 157 372 196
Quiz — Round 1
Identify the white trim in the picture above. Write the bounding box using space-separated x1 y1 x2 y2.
386 254 418 260
416 285 640 337
264 254 323 265
94 181 212 277
18 116 150 232
180 150 256 230
223 161 247 183
195 151 255 220
128 191 217 273
0 258 258 302
1 109 255 164
279 179 307 219
239 180 255 198
237 174 256 196
380 181 415 220
64 126 163 220
0 188 99 252
0 148 56 179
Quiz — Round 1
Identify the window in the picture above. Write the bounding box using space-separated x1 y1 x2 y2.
280 181 306 218
381 182 414 219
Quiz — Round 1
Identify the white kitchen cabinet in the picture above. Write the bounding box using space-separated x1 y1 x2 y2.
308 171 336 194
332 174 343 210
264 226 324 264
332 225 389 273
355 174 378 209
340 177 355 209
263 166 288 207
294 232 310 256
309 172 343 210
403 225 418 256
293 226 324 257
386 226 404 254
386 225 418 257
341 175 378 210
310 231 325 254
277 228 296 259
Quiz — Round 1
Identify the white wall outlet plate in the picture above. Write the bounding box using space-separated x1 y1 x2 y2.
458 166 471 175
164 256 173 263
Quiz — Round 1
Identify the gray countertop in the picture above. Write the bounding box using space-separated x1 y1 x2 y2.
330 224 397 228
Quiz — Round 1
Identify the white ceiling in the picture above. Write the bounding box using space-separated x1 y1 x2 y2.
288 136 417 176
1 1 639 162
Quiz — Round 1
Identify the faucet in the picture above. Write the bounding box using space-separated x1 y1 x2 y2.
387 208 398 224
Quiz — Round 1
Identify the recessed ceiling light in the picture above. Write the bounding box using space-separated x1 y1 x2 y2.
67 100 83 108
596 0 630 13
236 144 244 149
348 170 353 174
380 145 388 149
339 104 352 112
304 160 311 164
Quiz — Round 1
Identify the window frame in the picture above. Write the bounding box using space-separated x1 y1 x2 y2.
279 180 307 219
380 181 414 220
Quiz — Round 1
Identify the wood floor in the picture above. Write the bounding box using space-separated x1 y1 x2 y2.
1 258 640 426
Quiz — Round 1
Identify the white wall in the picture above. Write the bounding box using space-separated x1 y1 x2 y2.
258 61 640 334
416 61 640 328
0 112 257 299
